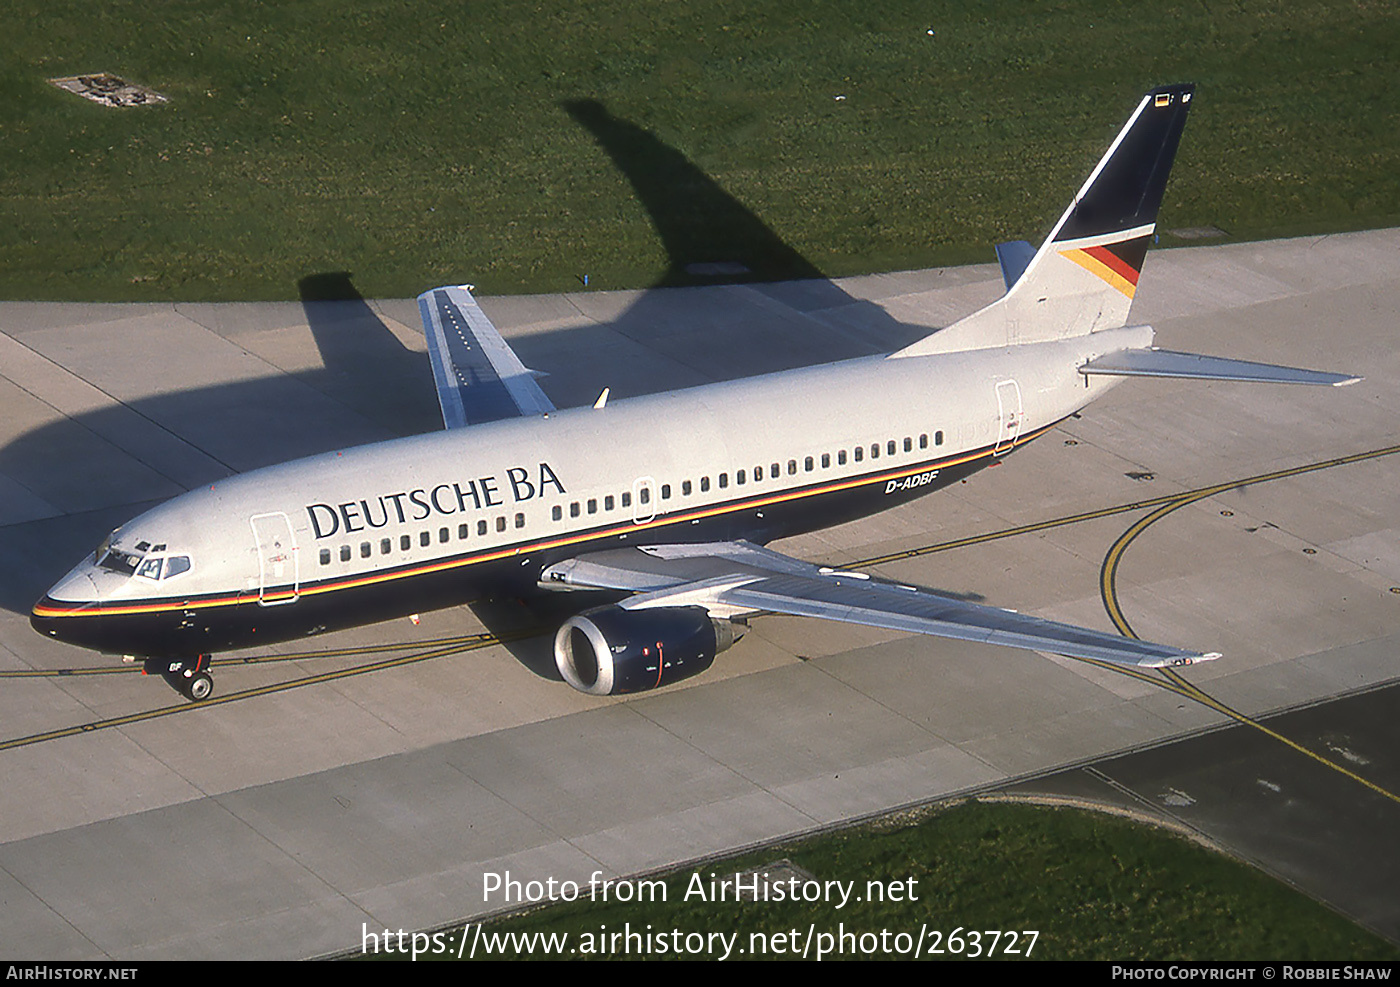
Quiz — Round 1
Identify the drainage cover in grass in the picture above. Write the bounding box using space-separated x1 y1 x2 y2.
49 74 167 108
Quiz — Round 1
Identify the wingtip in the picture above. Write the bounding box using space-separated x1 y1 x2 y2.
416 283 478 301
1140 650 1221 668
1176 651 1222 666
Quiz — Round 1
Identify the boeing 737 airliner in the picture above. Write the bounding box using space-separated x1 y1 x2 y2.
32 85 1358 701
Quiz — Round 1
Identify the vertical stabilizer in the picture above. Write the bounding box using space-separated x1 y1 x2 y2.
896 84 1194 357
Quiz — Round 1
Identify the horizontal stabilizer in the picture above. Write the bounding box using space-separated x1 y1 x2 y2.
1080 348 1361 386
995 240 1036 291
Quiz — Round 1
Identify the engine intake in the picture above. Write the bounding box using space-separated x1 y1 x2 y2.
553 605 744 695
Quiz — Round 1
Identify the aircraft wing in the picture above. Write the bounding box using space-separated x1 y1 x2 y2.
416 285 556 429
540 541 1218 668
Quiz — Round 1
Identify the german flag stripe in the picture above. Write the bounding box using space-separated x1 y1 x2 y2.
1083 244 1142 285
1059 248 1137 298
35 421 1063 620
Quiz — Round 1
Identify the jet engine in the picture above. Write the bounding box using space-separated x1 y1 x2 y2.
553 605 745 695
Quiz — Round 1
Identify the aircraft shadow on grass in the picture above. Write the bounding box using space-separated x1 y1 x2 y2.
2 104 974 669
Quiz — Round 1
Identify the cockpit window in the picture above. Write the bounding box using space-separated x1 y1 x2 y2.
98 546 191 580
97 550 139 575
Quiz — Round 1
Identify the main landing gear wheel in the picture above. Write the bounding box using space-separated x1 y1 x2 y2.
146 656 214 702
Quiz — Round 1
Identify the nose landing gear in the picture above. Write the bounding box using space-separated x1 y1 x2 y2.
144 655 214 701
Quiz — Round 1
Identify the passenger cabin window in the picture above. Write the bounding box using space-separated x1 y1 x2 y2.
340 545 351 562
420 531 430 547
552 505 562 521
698 478 709 493
496 516 506 532
888 440 897 455
640 487 651 503
804 456 813 472
360 542 371 558
838 450 847 465
919 434 928 449
821 453 830 468
320 549 331 565
401 534 411 550
588 497 598 512
935 430 944 446
717 474 727 489
381 538 392 554
871 444 880 459
459 524 469 539
570 502 580 518
478 520 488 536
755 465 764 481
605 494 616 510
622 491 632 507
515 513 525 528
439 527 449 543
854 447 863 462
660 485 671 499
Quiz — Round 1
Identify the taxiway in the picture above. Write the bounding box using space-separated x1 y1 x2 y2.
1 230 1397 958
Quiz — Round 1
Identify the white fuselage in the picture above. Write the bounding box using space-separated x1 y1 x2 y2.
31 322 1156 676
40 326 1146 633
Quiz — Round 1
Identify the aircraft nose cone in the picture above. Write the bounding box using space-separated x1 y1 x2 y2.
31 571 102 641
47 569 101 605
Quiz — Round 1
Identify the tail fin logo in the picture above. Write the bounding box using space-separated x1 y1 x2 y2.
891 84 1194 356
1058 229 1153 299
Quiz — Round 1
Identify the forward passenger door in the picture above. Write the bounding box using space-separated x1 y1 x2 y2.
251 512 300 605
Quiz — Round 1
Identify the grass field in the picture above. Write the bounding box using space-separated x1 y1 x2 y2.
1 1 1397 300
393 800 1400 961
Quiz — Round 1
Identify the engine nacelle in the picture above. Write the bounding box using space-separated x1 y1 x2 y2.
553 605 744 695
